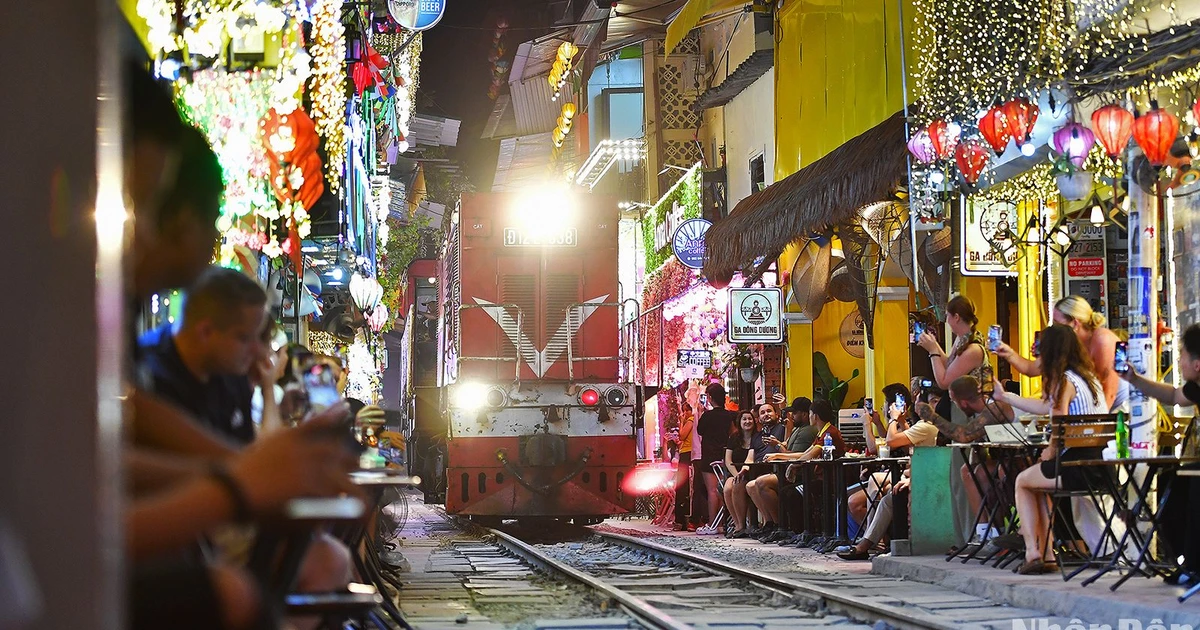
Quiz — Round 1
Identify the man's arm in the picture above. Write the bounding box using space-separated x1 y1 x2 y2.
1126 371 1192 406
127 475 239 561
132 389 240 459
914 401 988 443
126 448 208 497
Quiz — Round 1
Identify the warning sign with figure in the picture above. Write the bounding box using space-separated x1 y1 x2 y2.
727 287 784 344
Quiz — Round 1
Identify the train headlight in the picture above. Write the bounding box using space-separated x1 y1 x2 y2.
450 382 489 412
579 387 601 406
484 387 508 408
513 185 575 234
604 387 627 407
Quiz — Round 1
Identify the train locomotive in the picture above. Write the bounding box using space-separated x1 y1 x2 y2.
402 189 637 522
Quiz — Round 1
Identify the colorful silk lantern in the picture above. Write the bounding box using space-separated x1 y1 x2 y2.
1090 104 1134 158
1132 105 1179 167
1051 123 1096 168
927 119 960 160
1001 98 1038 145
907 128 936 164
954 138 990 184
977 106 1012 155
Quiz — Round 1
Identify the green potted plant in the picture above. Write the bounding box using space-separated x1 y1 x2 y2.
813 351 859 411
727 344 761 383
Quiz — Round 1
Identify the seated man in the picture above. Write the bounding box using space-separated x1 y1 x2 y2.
746 398 811 537
849 383 935 531
751 402 786 461
915 375 1013 538
139 267 353 596
838 470 910 560
750 400 845 542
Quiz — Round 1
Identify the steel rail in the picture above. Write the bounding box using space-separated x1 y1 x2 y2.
592 530 962 630
485 528 692 630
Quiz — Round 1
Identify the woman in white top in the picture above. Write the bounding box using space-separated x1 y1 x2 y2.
993 324 1106 575
995 295 1123 410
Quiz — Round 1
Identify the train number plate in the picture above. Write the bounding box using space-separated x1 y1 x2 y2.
503 227 578 247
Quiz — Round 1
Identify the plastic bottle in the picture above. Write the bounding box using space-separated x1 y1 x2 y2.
1115 405 1130 459
822 433 834 461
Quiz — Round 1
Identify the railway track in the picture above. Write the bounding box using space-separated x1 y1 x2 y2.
487 525 960 630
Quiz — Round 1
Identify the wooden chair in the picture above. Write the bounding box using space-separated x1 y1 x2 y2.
1044 414 1118 580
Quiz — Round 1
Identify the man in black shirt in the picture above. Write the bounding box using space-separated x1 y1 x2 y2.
695 383 736 534
1121 323 1200 584
139 267 269 444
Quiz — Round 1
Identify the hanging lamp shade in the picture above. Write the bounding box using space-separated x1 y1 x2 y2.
1051 123 1096 168
927 119 960 160
1001 98 1038 145
1091 104 1134 158
367 302 390 332
977 106 1012 155
349 273 384 312
954 139 990 184
1132 104 1179 167
907 128 936 164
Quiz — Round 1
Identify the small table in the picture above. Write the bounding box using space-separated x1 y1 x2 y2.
1064 456 1200 590
947 442 1039 565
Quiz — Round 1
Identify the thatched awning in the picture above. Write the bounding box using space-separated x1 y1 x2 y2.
703 111 909 282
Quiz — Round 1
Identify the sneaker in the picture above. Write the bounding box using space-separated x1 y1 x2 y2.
696 524 718 535
686 523 697 532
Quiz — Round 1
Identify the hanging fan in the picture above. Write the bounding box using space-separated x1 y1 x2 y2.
858 200 907 261
827 261 857 303
838 223 883 349
918 225 954 319
789 233 833 321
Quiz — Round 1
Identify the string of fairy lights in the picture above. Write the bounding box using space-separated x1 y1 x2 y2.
310 0 348 193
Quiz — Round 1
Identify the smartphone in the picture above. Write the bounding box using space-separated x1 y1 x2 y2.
1114 341 1130 374
921 378 933 388
1031 331 1042 357
699 393 709 409
863 397 873 412
987 324 1002 352
303 363 341 412
896 393 906 411
911 322 924 344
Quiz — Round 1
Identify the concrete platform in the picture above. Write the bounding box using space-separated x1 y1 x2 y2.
873 553 1200 628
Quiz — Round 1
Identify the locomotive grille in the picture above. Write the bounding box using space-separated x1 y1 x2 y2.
544 274 581 364
501 274 537 364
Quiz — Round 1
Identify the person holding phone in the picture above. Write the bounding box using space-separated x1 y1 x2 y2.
916 296 993 421
995 295 1123 410
1118 323 1200 584
993 324 1106 575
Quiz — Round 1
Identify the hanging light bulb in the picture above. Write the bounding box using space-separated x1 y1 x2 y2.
1053 227 1072 247
1020 141 1037 156
1090 202 1105 226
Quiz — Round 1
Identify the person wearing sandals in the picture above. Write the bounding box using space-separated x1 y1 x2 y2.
992 324 1106 575
722 411 759 538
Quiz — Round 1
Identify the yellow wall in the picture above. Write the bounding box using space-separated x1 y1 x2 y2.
813 300 866 404
776 0 914 402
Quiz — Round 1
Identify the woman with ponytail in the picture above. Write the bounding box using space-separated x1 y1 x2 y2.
995 295 1123 409
917 295 992 391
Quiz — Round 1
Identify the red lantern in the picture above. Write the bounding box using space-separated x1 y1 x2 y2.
977 106 1011 155
1132 105 1179 167
1001 98 1038 145
1091 104 1134 158
927 119 960 160
954 139 990 184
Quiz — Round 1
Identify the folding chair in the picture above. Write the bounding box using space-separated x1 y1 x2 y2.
709 461 733 532
1040 414 1119 581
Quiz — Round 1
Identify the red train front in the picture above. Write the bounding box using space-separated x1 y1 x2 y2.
430 189 636 522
